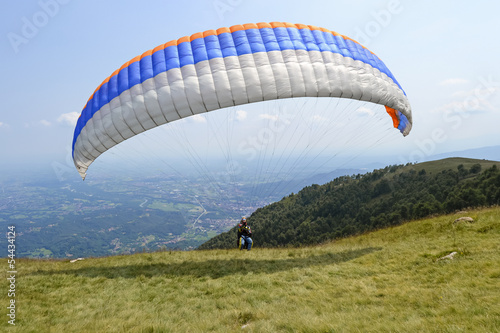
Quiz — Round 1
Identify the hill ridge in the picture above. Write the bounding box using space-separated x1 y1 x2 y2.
199 157 500 250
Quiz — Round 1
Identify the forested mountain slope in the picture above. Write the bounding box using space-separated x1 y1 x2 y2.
199 158 500 249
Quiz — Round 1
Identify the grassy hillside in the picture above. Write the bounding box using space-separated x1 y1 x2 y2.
410 157 500 174
200 158 500 250
2 207 499 332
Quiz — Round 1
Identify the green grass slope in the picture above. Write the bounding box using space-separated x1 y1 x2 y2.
2 207 499 332
408 157 500 174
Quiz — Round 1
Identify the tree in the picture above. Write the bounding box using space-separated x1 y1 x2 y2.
470 163 482 174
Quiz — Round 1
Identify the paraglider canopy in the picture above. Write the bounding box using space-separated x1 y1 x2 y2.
72 22 412 180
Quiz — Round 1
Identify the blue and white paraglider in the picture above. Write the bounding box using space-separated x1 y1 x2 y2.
72 22 412 179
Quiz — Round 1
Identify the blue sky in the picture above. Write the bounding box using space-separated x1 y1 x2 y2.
1 0 499 178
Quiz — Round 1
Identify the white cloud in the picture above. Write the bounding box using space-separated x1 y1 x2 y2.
433 85 500 115
433 98 494 115
190 114 207 123
452 86 500 98
311 115 327 122
57 112 80 126
432 100 491 115
40 120 51 126
355 107 375 117
440 78 468 86
0 122 4 127
259 114 279 121
235 110 247 121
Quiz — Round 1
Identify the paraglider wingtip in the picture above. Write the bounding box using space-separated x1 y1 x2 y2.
402 122 412 137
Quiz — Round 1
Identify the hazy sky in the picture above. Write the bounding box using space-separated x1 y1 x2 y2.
1 0 499 178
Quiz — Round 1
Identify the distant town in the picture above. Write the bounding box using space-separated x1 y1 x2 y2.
0 166 298 258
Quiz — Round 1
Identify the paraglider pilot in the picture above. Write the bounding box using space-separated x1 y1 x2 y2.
237 217 252 251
